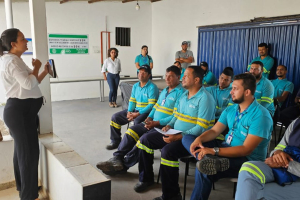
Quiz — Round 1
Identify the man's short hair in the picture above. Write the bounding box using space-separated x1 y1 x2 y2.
187 66 204 84
252 61 264 71
200 61 208 68
166 65 181 77
278 65 287 70
174 61 181 67
258 43 268 49
234 73 256 95
222 67 234 79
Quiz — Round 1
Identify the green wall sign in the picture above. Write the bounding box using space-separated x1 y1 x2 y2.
48 34 89 54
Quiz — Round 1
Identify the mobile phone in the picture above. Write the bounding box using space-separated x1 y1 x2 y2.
48 59 57 78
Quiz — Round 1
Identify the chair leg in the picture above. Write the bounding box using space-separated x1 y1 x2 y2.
157 166 161 184
233 182 237 198
212 181 215 190
183 160 190 200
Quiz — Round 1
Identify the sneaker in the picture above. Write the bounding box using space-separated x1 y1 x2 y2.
96 156 124 172
153 193 182 200
109 102 114 108
101 168 128 176
134 181 154 193
196 155 230 175
106 142 119 150
112 102 118 108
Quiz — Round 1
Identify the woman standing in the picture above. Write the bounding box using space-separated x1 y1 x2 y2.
0 28 49 200
135 45 153 79
101 47 121 108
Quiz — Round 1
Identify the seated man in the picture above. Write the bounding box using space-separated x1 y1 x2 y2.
134 66 216 200
249 61 275 116
106 65 159 150
183 73 273 200
206 67 234 121
96 66 185 175
279 88 300 128
200 61 217 86
236 117 300 200
270 65 294 108
247 43 274 79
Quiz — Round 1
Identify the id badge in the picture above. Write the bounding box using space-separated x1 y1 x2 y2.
226 133 233 145
161 99 166 106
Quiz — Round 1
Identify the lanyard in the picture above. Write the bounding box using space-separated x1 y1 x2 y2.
161 89 171 106
226 106 248 145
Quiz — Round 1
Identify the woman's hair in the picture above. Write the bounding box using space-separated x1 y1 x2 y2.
0 28 20 56
107 47 119 58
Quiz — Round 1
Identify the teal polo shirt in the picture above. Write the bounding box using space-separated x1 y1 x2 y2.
255 77 275 116
206 86 234 120
247 55 274 78
218 100 273 161
270 78 294 107
168 86 217 137
135 54 153 72
203 70 217 86
128 80 159 114
148 84 185 126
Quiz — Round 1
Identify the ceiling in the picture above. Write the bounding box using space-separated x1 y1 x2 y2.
0 0 161 4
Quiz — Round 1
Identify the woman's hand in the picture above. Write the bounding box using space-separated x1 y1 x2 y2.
32 58 42 70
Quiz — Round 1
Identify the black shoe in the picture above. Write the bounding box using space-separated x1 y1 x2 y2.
134 181 154 193
196 155 230 175
96 156 124 172
101 168 128 176
106 142 119 150
153 193 182 200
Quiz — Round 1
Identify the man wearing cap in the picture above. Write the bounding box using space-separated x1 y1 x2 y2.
247 43 274 79
175 41 194 69
200 61 217 86
106 65 159 150
249 61 275 116
270 65 294 108
206 67 234 121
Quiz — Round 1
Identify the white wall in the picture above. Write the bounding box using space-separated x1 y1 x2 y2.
151 0 300 76
0 1 152 102
1 0 300 102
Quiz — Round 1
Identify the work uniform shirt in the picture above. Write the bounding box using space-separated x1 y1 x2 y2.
175 50 194 69
270 78 294 107
148 84 185 126
247 55 274 79
168 86 216 136
101 57 121 74
255 77 275 116
206 85 233 120
128 80 159 114
180 68 185 81
135 54 153 73
219 100 273 161
202 70 217 86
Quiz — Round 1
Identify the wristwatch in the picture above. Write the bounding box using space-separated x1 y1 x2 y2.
213 147 219 156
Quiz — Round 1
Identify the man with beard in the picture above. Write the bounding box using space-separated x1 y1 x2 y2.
247 43 274 79
200 61 217 86
270 65 294 108
134 66 216 200
206 67 234 121
182 73 273 200
175 41 194 69
249 61 275 116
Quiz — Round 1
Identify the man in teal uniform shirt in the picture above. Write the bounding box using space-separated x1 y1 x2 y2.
183 73 273 200
206 67 234 120
200 61 217 86
247 43 274 79
271 65 294 108
249 61 275 116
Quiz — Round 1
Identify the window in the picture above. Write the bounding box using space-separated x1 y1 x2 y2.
116 27 131 46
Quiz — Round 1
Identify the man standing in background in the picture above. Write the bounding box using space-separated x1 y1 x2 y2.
175 41 194 69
